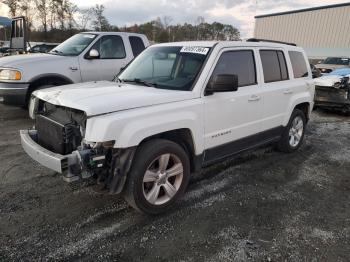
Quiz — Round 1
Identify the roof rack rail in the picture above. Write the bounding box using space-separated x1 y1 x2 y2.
246 38 297 46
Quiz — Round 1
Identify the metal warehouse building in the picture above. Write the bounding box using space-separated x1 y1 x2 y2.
254 3 350 59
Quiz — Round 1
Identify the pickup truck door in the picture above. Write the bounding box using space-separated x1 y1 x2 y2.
203 48 264 163
79 35 130 82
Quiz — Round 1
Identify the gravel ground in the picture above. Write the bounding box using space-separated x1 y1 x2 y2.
0 103 349 261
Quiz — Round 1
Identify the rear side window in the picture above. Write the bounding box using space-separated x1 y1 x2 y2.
129 36 146 57
211 50 256 87
289 51 309 78
277 51 288 80
260 50 289 83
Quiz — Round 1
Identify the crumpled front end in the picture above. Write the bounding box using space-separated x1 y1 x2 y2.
21 97 135 194
315 76 350 112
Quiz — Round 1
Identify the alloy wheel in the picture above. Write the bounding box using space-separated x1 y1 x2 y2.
142 153 184 205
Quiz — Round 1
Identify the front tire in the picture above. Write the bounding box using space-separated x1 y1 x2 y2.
123 139 190 215
277 109 306 153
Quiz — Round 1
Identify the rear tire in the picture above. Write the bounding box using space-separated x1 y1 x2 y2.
123 139 190 215
277 109 306 153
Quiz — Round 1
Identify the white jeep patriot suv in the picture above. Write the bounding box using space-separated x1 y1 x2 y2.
20 39 315 214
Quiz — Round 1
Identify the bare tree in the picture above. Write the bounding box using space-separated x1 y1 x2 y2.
54 0 66 30
77 8 92 30
91 4 110 31
65 1 77 30
34 0 49 36
162 16 172 29
19 0 35 31
3 0 20 17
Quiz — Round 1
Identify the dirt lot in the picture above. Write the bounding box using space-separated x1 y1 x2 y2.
0 103 349 261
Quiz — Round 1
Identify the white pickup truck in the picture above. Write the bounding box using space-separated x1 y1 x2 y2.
21 39 315 214
0 32 149 106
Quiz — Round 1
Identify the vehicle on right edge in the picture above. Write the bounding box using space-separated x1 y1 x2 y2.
314 68 350 113
315 56 350 74
21 39 315 214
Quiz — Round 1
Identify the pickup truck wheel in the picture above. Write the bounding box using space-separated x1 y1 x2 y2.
277 109 306 153
124 139 190 215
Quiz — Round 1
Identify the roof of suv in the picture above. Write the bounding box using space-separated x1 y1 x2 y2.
155 40 304 51
83 31 146 37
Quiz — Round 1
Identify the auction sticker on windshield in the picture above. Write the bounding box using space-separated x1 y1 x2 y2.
180 46 209 55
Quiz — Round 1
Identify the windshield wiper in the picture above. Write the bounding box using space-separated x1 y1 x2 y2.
49 49 64 55
120 78 157 87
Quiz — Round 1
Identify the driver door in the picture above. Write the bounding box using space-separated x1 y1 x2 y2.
79 35 129 82
203 48 264 163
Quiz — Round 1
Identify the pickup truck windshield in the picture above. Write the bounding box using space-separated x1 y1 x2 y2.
49 33 97 56
118 46 211 91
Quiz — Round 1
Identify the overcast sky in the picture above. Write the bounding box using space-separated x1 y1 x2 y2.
0 0 347 37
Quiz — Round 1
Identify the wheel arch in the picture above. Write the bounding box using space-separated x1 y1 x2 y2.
284 97 312 126
25 74 74 105
138 128 200 173
294 102 310 122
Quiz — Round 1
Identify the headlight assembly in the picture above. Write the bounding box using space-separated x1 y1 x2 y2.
0 69 22 81
28 96 39 120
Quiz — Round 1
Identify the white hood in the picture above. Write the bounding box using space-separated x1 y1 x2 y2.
314 74 349 87
33 81 197 116
0 53 71 68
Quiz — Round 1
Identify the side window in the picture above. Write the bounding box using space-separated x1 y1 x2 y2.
129 36 146 57
289 51 309 78
211 50 256 87
277 51 289 80
260 50 289 83
92 35 126 59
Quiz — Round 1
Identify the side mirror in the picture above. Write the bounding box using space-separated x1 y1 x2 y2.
87 49 99 59
205 74 238 95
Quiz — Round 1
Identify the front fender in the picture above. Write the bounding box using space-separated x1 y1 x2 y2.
84 101 204 154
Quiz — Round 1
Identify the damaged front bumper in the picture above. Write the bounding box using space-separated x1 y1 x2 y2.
315 85 350 111
20 129 83 182
20 129 136 194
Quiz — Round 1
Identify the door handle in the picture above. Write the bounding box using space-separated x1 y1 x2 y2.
283 89 293 94
248 95 261 102
69 66 78 71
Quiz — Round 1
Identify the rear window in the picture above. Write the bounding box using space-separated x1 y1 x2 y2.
289 51 309 78
129 36 146 57
260 50 289 83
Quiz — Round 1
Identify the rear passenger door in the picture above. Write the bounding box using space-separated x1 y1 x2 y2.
203 48 264 161
258 49 293 130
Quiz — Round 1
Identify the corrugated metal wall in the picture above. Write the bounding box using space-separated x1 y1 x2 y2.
254 5 350 56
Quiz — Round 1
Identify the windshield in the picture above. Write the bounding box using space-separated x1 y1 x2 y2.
49 33 97 56
118 46 211 91
323 57 350 65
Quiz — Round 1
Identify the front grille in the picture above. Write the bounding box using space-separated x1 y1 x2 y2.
35 102 85 155
37 115 67 154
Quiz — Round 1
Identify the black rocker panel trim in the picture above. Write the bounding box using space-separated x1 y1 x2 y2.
203 126 284 166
